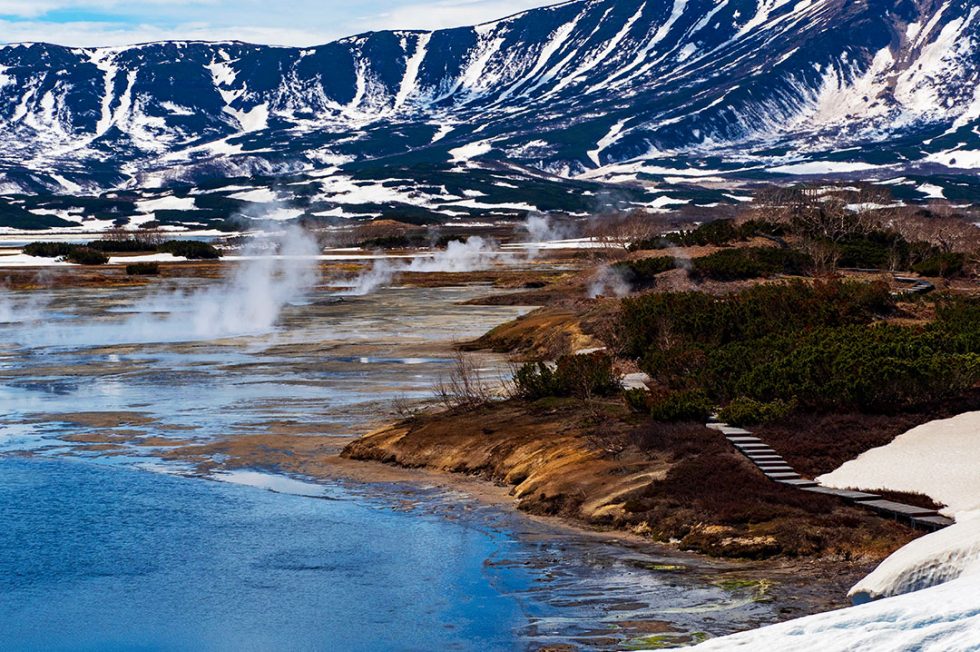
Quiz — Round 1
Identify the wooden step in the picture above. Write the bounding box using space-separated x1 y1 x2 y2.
860 500 939 518
801 487 881 501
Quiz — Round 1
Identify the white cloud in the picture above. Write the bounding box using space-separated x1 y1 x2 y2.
0 0 217 19
0 0 562 47
0 20 324 47
355 0 563 32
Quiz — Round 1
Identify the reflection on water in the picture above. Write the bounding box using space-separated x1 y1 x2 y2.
0 283 529 454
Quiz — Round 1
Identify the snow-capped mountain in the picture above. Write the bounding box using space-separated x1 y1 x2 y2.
0 0 978 227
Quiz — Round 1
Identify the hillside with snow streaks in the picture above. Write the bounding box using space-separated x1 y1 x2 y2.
0 0 978 196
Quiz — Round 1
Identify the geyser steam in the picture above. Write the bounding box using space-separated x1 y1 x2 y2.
13 226 321 348
0 293 47 324
344 236 505 296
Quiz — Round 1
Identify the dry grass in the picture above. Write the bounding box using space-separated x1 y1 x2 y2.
754 388 980 478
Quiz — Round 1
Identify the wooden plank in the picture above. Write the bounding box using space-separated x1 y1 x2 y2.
778 479 819 488
765 472 801 480
802 487 881 501
720 427 754 436
860 500 938 518
912 515 955 529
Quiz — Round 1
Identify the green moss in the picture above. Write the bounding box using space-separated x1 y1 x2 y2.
623 632 710 650
628 560 688 573
714 578 773 602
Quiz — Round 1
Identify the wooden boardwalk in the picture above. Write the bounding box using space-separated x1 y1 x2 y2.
708 421 954 532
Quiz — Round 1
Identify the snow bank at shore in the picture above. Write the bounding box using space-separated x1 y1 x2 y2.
679 573 980 651
849 513 980 603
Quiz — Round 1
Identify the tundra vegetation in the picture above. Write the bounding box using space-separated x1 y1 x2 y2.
24 236 221 264
393 183 980 559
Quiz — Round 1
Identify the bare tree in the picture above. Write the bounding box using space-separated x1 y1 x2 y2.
588 210 670 250
434 350 498 411
916 202 980 255
760 184 884 274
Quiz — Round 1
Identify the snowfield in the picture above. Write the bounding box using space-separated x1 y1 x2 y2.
818 411 980 516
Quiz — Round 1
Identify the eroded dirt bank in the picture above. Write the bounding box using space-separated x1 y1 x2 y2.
341 400 920 561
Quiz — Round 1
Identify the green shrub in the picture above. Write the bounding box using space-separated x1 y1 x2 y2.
624 388 651 413
126 262 161 276
87 239 157 253
513 362 561 400
555 352 622 398
630 219 791 251
619 280 893 359
836 231 909 270
649 390 713 423
717 397 797 427
615 280 974 414
702 324 979 411
65 247 109 265
686 219 739 246
514 352 621 400
23 242 74 258
691 247 811 281
736 219 788 239
630 219 740 251
157 240 222 260
612 256 677 289
912 253 966 278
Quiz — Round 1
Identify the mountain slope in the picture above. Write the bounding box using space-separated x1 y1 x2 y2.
0 0 977 208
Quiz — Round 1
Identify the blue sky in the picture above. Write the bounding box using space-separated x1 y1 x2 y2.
0 0 559 47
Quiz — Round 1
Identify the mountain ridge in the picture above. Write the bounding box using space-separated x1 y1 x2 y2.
0 0 977 229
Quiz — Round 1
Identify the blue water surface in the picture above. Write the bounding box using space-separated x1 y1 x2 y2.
0 457 531 652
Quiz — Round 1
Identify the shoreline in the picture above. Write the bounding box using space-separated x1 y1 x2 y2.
147 426 884 624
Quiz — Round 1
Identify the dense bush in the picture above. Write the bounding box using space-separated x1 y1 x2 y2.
682 219 739 246
630 219 788 251
126 262 160 276
87 239 157 253
736 219 789 239
721 326 980 411
612 256 677 289
912 253 966 278
717 397 797 427
691 247 811 281
23 242 74 258
513 362 561 400
513 352 621 400
649 390 713 423
619 280 894 359
624 388 652 413
631 219 738 250
620 280 980 413
156 240 222 260
836 231 908 270
358 235 417 249
65 247 109 265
